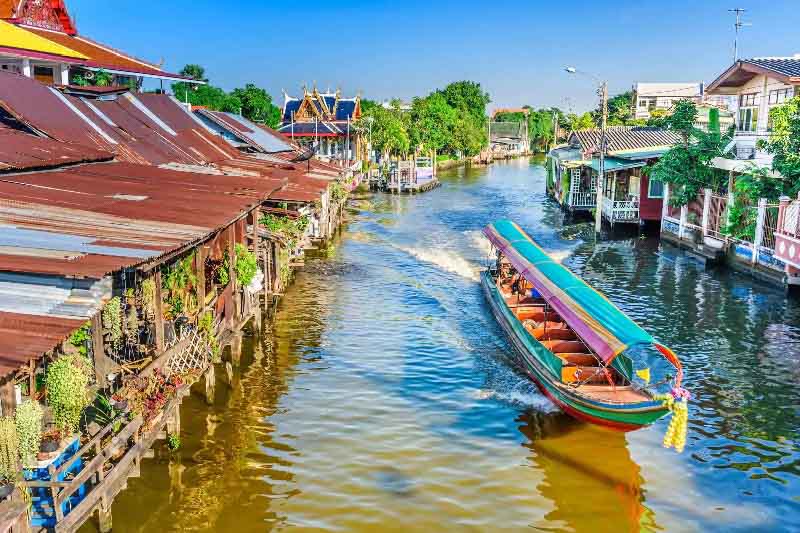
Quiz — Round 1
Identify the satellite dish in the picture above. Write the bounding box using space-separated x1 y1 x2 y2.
290 145 316 163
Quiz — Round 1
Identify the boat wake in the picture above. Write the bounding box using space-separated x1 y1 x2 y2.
397 245 480 282
470 386 557 412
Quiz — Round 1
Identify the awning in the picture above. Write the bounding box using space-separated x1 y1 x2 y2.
589 157 646 173
483 220 655 363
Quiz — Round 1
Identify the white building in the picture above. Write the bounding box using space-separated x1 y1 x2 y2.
632 82 704 120
706 55 800 171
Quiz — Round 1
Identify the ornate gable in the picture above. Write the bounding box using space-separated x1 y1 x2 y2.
15 0 77 35
294 94 322 122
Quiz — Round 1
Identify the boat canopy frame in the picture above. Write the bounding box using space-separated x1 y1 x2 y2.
483 220 682 384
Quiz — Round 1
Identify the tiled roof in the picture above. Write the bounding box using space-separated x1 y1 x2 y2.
0 19 85 59
335 99 357 121
744 57 800 78
569 126 680 154
283 99 301 121
277 121 343 136
24 28 187 80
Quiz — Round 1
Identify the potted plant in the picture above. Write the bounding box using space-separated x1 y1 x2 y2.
0 417 19 499
14 400 42 468
38 428 61 459
45 355 91 441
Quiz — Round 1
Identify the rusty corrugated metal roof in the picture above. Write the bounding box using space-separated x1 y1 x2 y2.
0 125 113 171
0 312 87 378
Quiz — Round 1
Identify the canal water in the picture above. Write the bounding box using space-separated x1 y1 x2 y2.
90 157 799 532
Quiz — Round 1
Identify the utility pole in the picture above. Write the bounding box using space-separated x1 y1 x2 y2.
595 81 608 236
729 8 750 62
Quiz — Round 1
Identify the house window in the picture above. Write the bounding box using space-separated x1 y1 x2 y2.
648 179 664 199
739 93 759 107
768 88 792 105
738 107 759 132
638 98 656 110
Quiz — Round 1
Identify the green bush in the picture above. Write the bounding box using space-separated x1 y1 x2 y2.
46 356 91 436
14 401 42 468
234 244 258 287
0 417 18 483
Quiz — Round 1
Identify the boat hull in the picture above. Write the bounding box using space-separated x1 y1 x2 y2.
480 271 668 432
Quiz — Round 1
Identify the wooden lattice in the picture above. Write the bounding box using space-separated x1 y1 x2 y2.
165 329 212 377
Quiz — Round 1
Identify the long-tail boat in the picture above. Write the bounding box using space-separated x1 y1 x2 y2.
482 220 690 438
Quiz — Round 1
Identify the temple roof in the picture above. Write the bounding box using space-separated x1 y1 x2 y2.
0 19 85 60
282 89 360 125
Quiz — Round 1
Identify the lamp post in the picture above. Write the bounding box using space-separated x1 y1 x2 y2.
565 67 607 237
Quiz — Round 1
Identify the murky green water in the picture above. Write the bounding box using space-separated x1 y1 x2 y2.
88 158 799 532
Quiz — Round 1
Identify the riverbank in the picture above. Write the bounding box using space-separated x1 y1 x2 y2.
99 157 800 533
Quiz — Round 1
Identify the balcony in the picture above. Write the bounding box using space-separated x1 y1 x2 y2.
602 196 640 223
568 191 596 209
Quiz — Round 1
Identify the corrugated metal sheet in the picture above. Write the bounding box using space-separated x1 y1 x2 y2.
570 126 681 155
196 109 295 153
0 312 88 378
0 126 113 171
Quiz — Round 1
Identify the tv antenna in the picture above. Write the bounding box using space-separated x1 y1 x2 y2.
728 8 751 62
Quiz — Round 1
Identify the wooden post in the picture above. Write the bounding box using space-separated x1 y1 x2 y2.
97 501 112 533
203 365 215 406
196 246 207 311
0 380 16 417
90 312 114 389
230 332 242 367
702 188 712 236
153 270 165 351
227 227 238 324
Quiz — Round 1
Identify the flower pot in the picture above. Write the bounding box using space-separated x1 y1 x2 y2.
40 438 60 454
0 482 14 500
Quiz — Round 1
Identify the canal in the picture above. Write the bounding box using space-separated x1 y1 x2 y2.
89 157 799 532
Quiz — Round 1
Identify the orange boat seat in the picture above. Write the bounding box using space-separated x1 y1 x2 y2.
562 365 607 384
558 353 597 366
542 340 587 354
515 308 557 322
532 327 576 341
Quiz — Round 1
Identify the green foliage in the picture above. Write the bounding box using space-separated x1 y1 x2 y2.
93 70 113 87
725 166 789 239
162 254 197 318
230 84 281 128
140 278 156 319
763 96 800 194
647 100 731 206
68 322 91 357
102 297 122 351
91 394 122 429
179 64 207 82
45 356 91 436
330 182 347 203
355 104 410 156
216 250 230 287
566 112 596 132
14 401 42 468
167 433 181 451
70 73 90 87
410 93 458 153
0 418 18 482
593 91 635 126
260 213 311 250
198 312 220 359
438 80 491 123
234 244 258 287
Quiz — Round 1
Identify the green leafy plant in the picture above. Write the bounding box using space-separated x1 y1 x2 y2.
330 182 347 203
93 69 114 87
234 244 258 287
102 297 122 351
167 433 181 451
14 401 42 468
46 356 92 436
91 394 122 432
68 322 92 357
162 254 197 319
0 418 18 484
198 312 220 360
140 278 156 319
215 250 230 286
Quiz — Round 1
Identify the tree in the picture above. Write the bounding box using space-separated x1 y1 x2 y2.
179 64 207 82
171 82 241 112
409 93 458 154
763 96 800 195
566 112 596 131
593 91 635 126
647 100 731 206
231 84 281 127
439 81 491 122
354 104 410 157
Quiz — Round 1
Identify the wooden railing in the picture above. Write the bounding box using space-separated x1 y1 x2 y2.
569 191 596 208
602 197 640 222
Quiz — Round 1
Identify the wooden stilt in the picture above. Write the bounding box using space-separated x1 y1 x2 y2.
97 502 112 533
204 365 215 405
230 332 242 367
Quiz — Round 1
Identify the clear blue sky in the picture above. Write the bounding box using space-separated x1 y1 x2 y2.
68 0 800 113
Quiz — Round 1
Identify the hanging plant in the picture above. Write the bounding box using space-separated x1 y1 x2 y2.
0 417 18 484
215 249 230 287
234 244 258 287
14 400 42 468
46 356 91 436
140 278 156 319
198 312 220 360
68 322 92 357
102 297 123 352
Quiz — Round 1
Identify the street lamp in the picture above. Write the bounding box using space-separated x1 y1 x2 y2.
565 66 608 237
